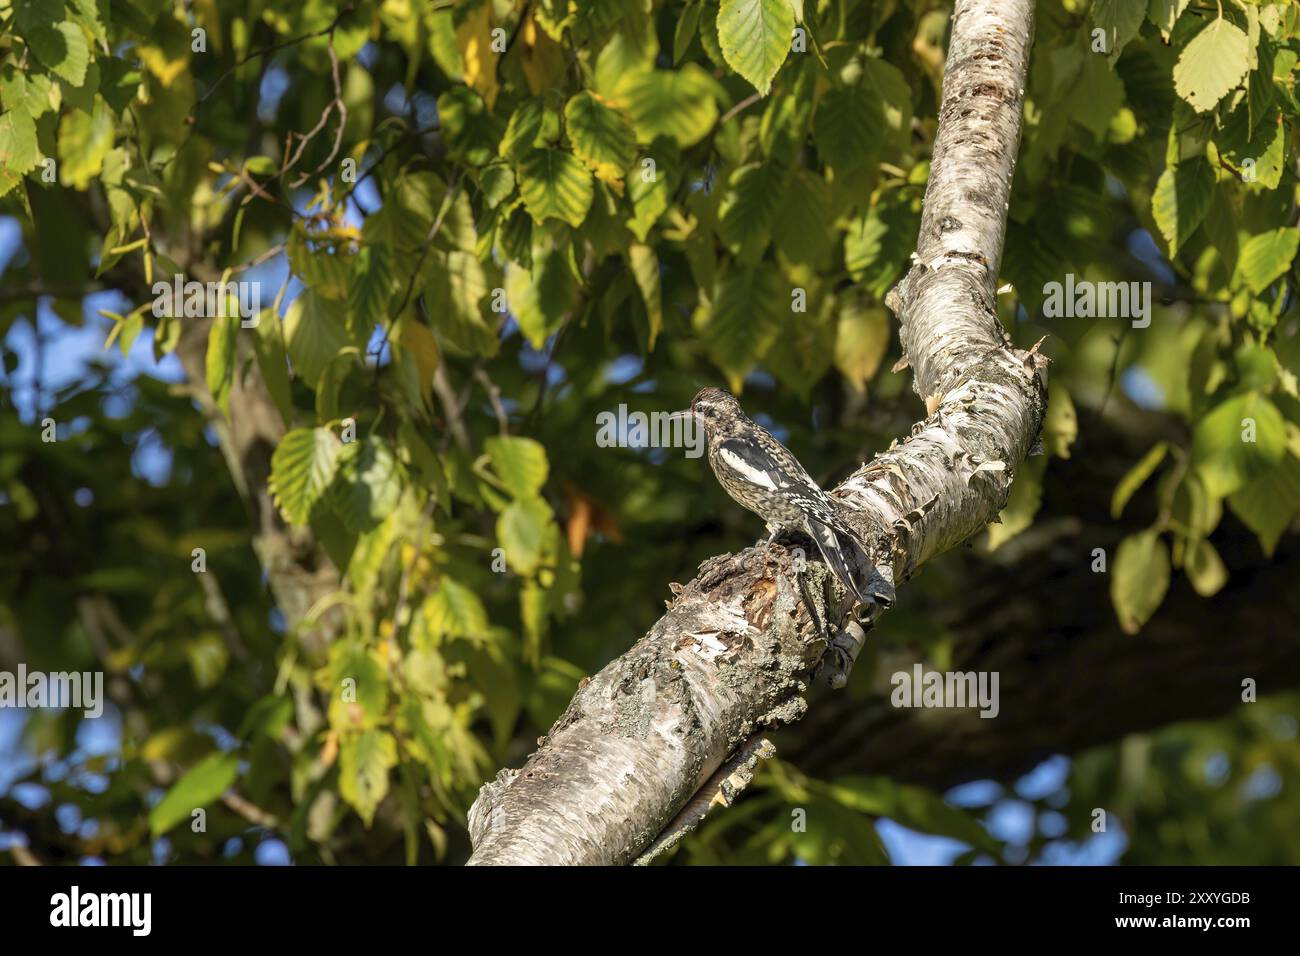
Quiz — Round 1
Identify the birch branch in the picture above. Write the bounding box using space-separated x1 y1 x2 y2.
466 0 1043 866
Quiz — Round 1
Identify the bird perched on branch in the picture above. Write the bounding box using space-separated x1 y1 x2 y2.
686 387 872 605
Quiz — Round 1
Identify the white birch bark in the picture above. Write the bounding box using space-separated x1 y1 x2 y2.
467 0 1044 866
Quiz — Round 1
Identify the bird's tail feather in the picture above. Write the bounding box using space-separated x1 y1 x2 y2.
805 514 871 605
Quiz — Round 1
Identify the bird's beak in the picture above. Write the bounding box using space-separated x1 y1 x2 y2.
667 408 696 421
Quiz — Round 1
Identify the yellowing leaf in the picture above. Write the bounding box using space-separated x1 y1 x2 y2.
397 316 441 408
57 99 115 189
834 300 890 392
339 729 397 827
424 577 490 641
564 91 636 184
518 11 566 93
456 1 500 109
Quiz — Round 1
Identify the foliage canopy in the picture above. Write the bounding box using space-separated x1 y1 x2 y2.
1 0 1299 864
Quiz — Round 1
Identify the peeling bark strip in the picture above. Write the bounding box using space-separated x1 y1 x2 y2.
467 0 1043 866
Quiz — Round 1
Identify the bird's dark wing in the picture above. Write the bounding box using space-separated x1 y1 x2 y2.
717 438 872 604
715 437 818 495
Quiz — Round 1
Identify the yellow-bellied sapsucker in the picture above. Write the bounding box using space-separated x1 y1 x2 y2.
689 387 871 604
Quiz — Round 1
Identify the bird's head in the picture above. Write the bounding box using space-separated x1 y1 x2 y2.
688 387 743 434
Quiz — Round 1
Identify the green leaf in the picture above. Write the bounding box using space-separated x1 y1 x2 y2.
205 311 238 417
844 202 916 299
564 91 636 184
423 249 499 357
497 495 554 575
1111 441 1168 518
828 775 1000 854
1173 17 1251 113
1226 453 1300 556
339 729 397 827
501 97 560 162
284 289 351 388
986 454 1045 551
288 228 354 300
814 83 882 171
1217 102 1285 191
347 244 401 338
859 57 913 155
627 243 663 349
1185 538 1227 597
673 2 703 64
478 161 515 208
1235 228 1299 293
366 171 448 257
27 21 91 87
251 311 293 424
330 438 403 532
437 86 504 166
505 249 573 348
1093 0 1147 58
485 435 549 498
612 65 720 148
626 141 678 241
1111 530 1171 634
517 148 594 227
1044 382 1078 459
424 577 490 641
520 579 550 664
1151 157 1213 255
0 105 40 187
695 264 789 391
0 65 61 118
270 427 344 525
148 752 240 836
774 167 832 267
717 0 794 95
1148 0 1191 40
718 161 789 263
1192 392 1286 497
1066 51 1126 139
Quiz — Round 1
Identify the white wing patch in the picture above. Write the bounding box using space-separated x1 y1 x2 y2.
719 446 778 489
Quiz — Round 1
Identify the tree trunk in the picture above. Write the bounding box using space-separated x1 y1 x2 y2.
467 0 1043 866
